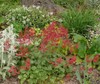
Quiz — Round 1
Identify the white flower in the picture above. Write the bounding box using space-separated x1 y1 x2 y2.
22 20 26 24
26 18 30 22
23 16 27 19
59 19 63 22
12 17 15 21
18 14 21 16
49 12 53 15
36 6 40 9
32 5 36 8
42 15 45 17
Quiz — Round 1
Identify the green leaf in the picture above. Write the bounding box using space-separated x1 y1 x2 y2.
76 57 82 64
75 68 82 84
50 76 56 83
18 75 23 79
23 74 27 78
31 66 36 70
73 34 87 58
73 33 87 43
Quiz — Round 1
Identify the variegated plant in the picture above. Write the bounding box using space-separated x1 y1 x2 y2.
0 25 18 79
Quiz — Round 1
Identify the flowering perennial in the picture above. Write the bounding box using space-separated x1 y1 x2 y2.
40 22 70 52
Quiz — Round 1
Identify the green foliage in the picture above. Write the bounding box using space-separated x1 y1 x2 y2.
88 36 100 54
0 0 20 16
73 34 87 58
73 34 100 71
18 48 60 84
5 6 55 30
61 9 96 36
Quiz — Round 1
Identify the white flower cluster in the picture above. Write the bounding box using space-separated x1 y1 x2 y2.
0 25 18 69
89 29 100 40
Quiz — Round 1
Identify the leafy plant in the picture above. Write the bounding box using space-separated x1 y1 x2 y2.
0 0 20 16
88 37 100 54
61 9 96 36
15 22 79 84
3 22 99 83
0 25 18 80
5 6 55 30
73 33 100 71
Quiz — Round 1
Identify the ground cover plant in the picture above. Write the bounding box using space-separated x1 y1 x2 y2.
0 0 100 84
4 6 55 32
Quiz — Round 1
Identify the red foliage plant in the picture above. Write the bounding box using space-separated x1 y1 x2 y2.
93 54 100 63
17 27 35 45
56 57 63 64
68 56 76 65
8 66 20 76
16 46 29 57
65 74 71 81
40 21 70 52
20 58 31 70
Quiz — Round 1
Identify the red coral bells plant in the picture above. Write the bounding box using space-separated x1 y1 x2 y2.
65 74 71 81
17 27 35 45
8 66 20 76
16 46 29 57
68 56 76 65
40 21 70 52
25 58 31 70
93 54 100 63
56 57 63 64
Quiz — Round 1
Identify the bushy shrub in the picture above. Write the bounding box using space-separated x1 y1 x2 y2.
61 9 96 36
5 6 55 32
73 33 100 70
0 0 20 16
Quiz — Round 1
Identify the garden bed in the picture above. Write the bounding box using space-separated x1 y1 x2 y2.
1 69 100 84
0 0 100 84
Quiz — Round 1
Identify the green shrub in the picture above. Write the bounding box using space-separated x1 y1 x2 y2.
88 37 100 54
61 9 96 36
0 0 20 16
5 6 55 32
73 33 100 71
